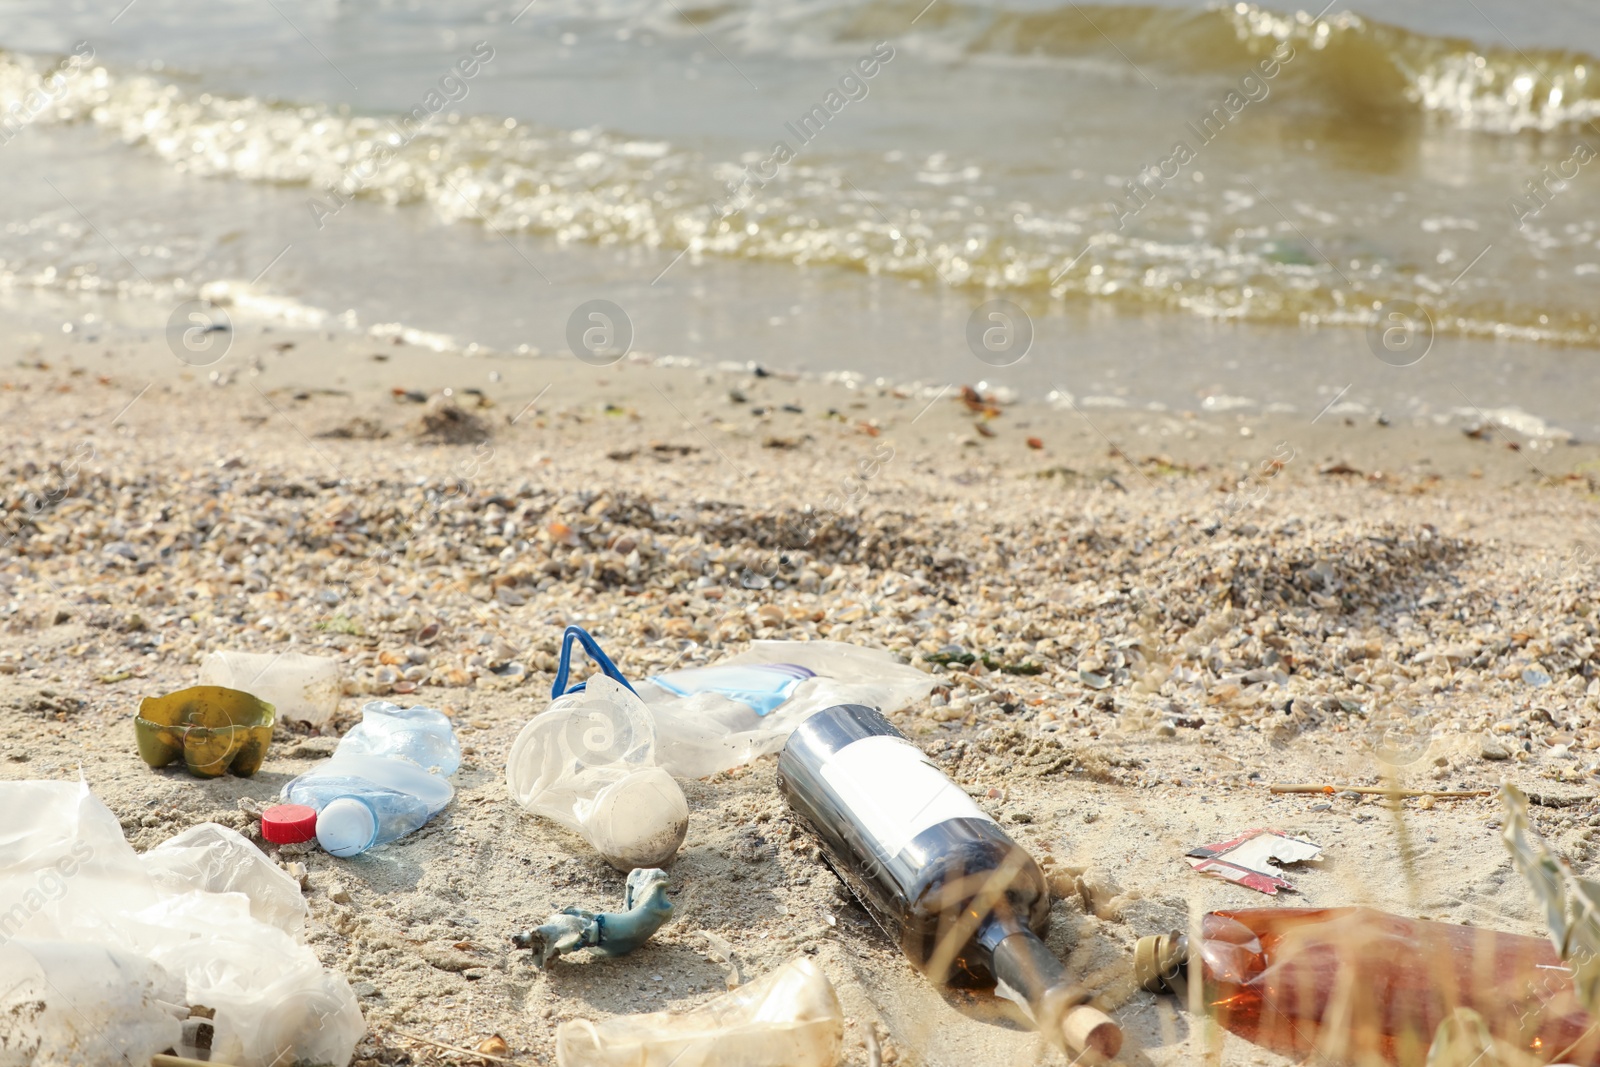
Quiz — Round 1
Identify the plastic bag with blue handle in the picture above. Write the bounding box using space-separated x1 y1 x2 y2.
506 627 689 870
506 627 933 865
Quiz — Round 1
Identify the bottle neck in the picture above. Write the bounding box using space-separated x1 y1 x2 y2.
976 911 1090 1048
1133 931 1191 996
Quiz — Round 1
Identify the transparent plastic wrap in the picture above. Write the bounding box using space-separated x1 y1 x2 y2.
556 956 844 1067
506 673 688 870
521 626 934 774
0 940 185 1067
506 627 932 866
0 780 363 1067
140 822 310 939
199 649 341 727
137 891 364 1067
636 640 934 779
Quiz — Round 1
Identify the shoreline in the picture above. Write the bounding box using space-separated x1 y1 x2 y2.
4 294 1598 452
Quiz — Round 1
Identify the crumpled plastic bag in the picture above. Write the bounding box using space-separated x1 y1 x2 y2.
506 676 688 870
0 940 185 1067
506 632 933 867
633 639 935 778
525 629 936 779
0 780 363 1067
142 822 309 940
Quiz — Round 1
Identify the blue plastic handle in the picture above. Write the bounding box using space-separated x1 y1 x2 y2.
550 625 637 698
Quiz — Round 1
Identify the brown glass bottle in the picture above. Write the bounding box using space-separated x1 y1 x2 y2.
1136 907 1600 1066
779 704 1120 1060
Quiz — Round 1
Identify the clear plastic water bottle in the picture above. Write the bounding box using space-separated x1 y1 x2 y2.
334 701 461 775
282 702 459 857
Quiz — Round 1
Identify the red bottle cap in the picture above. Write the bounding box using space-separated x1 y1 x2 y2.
261 803 319 844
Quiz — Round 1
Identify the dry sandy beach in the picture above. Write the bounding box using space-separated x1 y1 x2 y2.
3 317 1600 1066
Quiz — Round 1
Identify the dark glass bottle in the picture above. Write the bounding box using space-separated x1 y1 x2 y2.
1135 907 1600 1066
778 704 1120 1060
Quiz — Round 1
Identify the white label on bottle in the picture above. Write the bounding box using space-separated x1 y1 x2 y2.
819 734 996 856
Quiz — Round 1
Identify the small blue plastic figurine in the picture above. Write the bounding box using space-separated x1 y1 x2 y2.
512 867 673 968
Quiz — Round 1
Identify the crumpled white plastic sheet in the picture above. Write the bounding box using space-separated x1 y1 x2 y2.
634 640 936 779
0 779 363 1066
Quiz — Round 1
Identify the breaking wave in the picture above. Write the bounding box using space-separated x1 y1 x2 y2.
2 1 1598 346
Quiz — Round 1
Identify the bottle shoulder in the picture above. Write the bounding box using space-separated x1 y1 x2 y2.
899 822 1050 923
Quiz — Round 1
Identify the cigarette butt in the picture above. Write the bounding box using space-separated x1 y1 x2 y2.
153 1055 239 1067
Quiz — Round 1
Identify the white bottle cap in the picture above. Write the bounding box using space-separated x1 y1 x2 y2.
317 797 378 857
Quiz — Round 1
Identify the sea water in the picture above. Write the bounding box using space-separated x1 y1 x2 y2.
1 0 1596 431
